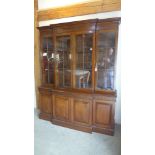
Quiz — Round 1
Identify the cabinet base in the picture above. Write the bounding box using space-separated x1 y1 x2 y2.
92 127 114 136
52 119 92 133
39 114 114 135
39 113 51 121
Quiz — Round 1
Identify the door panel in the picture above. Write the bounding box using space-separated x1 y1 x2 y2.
53 95 70 121
93 100 113 128
40 93 52 114
72 98 92 126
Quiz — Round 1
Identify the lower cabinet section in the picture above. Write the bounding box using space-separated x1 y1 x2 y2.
92 100 115 135
39 90 52 121
71 98 92 127
53 95 70 121
38 88 115 135
93 100 113 127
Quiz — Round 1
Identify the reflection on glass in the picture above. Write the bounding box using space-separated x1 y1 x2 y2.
42 37 54 84
56 36 71 88
75 34 93 88
96 32 115 90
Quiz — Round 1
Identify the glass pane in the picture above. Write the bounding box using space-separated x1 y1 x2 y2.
75 34 93 88
96 32 115 90
42 37 54 84
56 36 71 88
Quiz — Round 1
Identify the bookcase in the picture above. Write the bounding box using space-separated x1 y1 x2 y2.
38 18 120 135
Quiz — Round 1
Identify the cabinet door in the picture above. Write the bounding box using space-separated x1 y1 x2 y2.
95 31 117 90
39 93 52 114
41 33 55 85
71 98 92 126
93 100 114 128
53 95 70 121
55 35 71 88
73 33 94 89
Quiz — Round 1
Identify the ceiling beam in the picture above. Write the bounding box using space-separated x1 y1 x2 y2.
38 0 121 21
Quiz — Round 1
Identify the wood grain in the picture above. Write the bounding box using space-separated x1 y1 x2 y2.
94 101 112 125
38 0 121 21
71 98 92 126
39 93 52 114
53 95 71 121
34 0 41 108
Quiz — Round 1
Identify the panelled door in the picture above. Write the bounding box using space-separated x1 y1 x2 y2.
71 97 92 126
39 92 52 114
93 100 114 128
53 94 71 121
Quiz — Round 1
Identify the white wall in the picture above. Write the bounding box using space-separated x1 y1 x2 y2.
38 0 95 10
115 24 121 124
37 2 121 124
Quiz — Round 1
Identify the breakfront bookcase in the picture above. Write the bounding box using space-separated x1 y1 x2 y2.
38 18 120 135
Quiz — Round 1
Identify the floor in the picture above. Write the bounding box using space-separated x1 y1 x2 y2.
34 110 121 155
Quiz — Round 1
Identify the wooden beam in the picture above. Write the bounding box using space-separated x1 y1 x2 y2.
38 0 121 21
34 0 41 109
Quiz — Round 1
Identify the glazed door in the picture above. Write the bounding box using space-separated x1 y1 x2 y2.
95 30 117 91
41 34 55 85
55 35 72 88
73 33 94 90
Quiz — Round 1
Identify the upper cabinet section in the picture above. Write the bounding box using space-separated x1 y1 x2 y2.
53 20 97 90
95 20 119 91
52 19 97 35
38 18 120 93
96 31 116 90
75 33 93 89
56 35 71 88
39 28 55 85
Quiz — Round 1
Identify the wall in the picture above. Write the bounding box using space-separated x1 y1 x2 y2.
38 0 93 10
37 1 121 124
116 24 121 124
